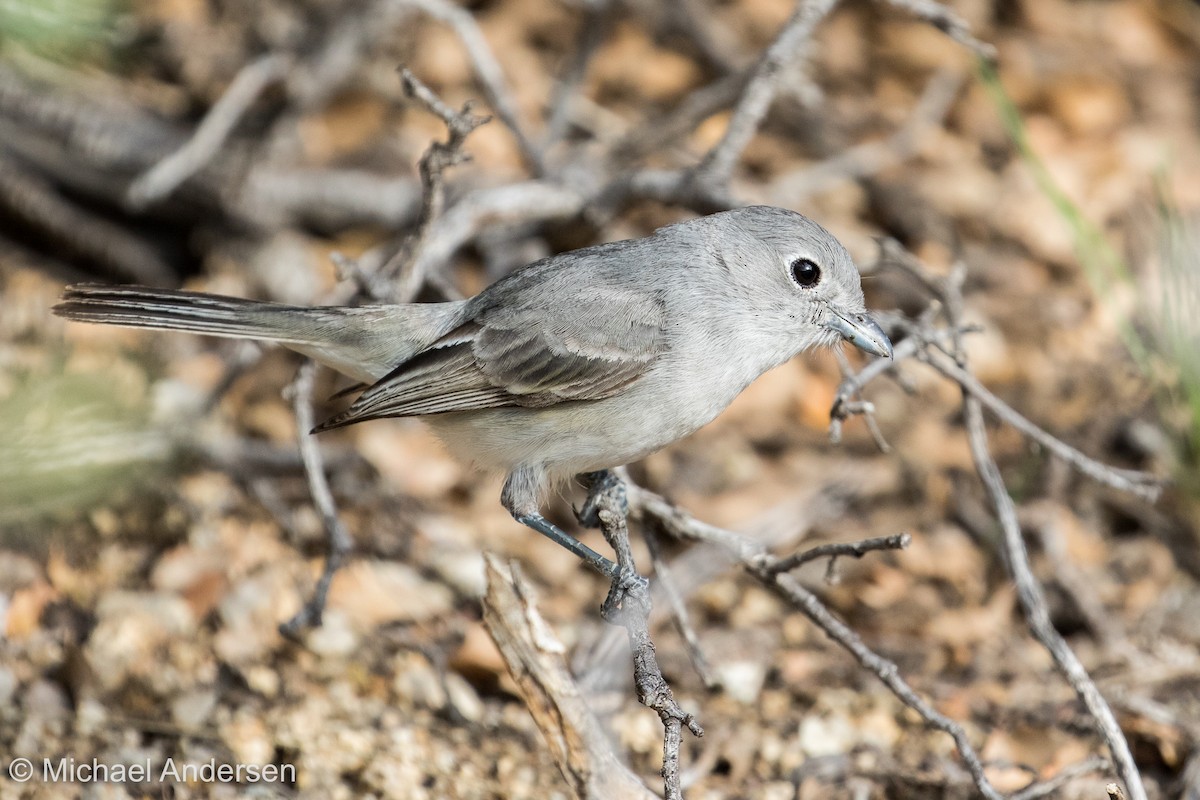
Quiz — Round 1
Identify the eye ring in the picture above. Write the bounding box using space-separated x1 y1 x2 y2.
790 258 821 288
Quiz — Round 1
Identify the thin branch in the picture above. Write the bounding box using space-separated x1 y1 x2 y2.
481 555 658 800
399 0 545 175
626 483 1005 800
878 0 998 62
771 70 962 204
280 360 354 637
127 54 290 208
539 0 613 159
643 523 718 690
898 237 1152 800
585 472 703 800
696 0 840 184
375 68 491 302
964 396 1146 800
922 349 1163 501
1009 756 1110 800
764 532 911 575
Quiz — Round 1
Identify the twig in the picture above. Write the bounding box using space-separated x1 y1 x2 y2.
279 360 354 637
760 569 1004 800
643 523 718 690
695 0 841 185
771 70 962 204
376 68 491 302
404 180 587 286
539 0 613 159
878 0 998 62
831 346 893 451
764 532 910 575
1009 755 1110 800
922 349 1163 501
627 484 1005 800
127 54 290 209
481 555 657 800
585 473 703 800
964 396 1145 800
896 241 1152 800
398 0 545 175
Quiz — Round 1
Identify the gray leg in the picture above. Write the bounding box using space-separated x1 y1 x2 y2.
514 513 620 580
502 466 621 579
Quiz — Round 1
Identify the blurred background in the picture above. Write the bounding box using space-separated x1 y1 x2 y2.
1 0 1199 797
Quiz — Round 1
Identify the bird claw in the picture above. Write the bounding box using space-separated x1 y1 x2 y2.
574 470 629 528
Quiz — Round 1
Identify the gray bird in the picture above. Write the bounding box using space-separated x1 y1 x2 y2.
54 206 891 579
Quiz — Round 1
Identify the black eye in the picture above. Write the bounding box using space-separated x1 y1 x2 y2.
790 258 821 287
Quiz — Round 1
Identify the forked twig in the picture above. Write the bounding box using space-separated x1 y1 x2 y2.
280 360 354 637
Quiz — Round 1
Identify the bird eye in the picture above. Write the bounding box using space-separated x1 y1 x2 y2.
790 258 821 288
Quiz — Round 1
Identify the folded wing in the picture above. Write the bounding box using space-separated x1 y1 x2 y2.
314 283 667 431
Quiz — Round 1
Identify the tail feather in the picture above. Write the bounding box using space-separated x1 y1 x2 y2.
54 284 312 342
53 283 465 384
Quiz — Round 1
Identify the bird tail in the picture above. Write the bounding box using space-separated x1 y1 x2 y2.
54 284 463 383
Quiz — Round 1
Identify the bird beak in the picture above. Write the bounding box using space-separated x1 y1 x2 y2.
825 310 893 359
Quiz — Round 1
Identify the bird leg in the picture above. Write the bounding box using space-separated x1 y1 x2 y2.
513 512 622 580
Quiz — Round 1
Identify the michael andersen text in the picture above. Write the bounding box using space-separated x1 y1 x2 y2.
9 756 295 784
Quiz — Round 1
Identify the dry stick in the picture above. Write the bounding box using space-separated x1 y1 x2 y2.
761 570 1005 800
642 524 718 690
1009 755 1110 800
614 72 749 163
627 485 1006 800
831 346 892 451
695 0 841 184
922 349 1163 501
377 68 491 303
405 180 587 287
765 532 911 574
588 478 703 800
481 556 658 800
772 70 963 204
878 0 998 61
399 0 544 175
279 360 354 637
910 248 1150 800
539 0 613 158
963 397 1147 800
127 53 291 209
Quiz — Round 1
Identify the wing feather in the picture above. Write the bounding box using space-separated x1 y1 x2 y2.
314 263 668 431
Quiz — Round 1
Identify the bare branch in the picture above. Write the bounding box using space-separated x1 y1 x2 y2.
922 349 1163 501
696 0 840 185
1009 756 1110 800
963 396 1146 800
127 54 291 208
399 0 545 175
772 70 962 204
375 68 491 302
482 556 658 800
878 0 998 62
583 472 703 800
280 360 355 637
626 483 1006 800
764 532 911 574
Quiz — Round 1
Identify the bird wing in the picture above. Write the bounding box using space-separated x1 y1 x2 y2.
313 282 667 431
